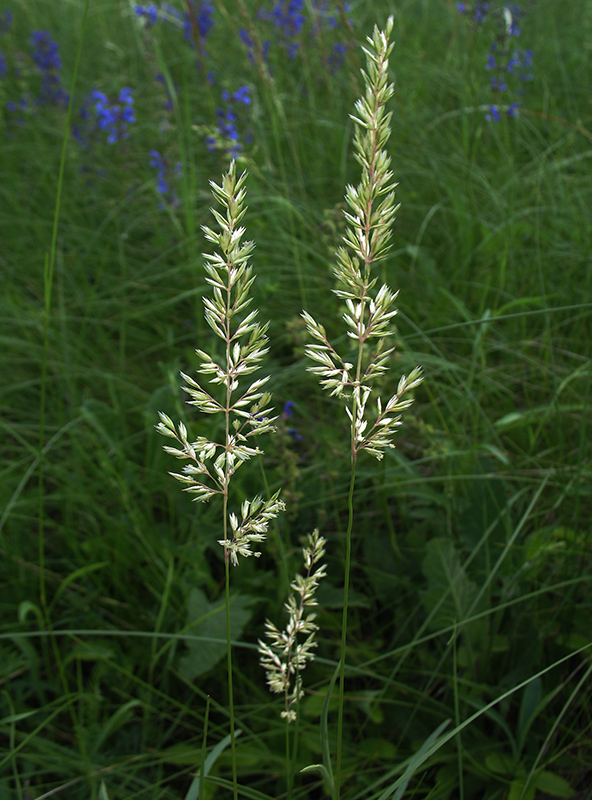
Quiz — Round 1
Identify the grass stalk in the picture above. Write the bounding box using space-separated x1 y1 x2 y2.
335 461 356 797
224 550 238 800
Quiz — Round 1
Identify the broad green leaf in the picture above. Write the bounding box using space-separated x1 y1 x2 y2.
420 538 478 630
179 589 255 679
508 777 536 800
533 770 574 798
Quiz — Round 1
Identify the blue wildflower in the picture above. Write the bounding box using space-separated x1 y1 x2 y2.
259 0 307 58
149 150 168 193
506 101 519 117
149 149 181 206
155 73 174 112
29 30 68 107
328 41 347 72
239 29 270 64
0 9 12 33
233 86 251 105
76 87 136 146
281 401 302 441
182 1 214 46
490 75 507 91
486 105 500 122
6 96 28 125
135 4 159 25
208 87 252 159
135 1 214 52
474 2 488 23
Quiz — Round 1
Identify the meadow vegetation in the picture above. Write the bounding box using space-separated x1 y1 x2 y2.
1 1 591 798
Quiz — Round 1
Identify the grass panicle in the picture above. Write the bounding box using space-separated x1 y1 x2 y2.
258 529 327 723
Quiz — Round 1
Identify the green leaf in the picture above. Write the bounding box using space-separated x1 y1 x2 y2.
420 538 478 630
517 677 541 754
485 751 516 776
495 405 585 432
91 700 142 755
379 720 451 800
508 777 536 800
63 642 115 666
179 589 255 680
80 397 122 452
533 771 575 798
301 660 340 800
18 600 43 625
53 561 108 604
183 728 242 800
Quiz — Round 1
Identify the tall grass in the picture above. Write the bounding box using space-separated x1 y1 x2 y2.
1 0 591 798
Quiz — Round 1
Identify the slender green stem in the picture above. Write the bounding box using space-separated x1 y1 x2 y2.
335 458 357 799
286 719 292 800
225 551 238 800
199 696 211 799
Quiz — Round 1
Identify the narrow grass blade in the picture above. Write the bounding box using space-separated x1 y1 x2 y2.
301 659 339 799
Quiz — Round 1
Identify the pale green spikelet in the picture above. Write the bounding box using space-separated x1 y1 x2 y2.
302 16 422 462
156 161 284 562
258 530 327 722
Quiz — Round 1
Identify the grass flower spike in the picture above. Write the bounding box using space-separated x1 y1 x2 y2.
302 17 422 464
259 530 327 722
156 161 284 564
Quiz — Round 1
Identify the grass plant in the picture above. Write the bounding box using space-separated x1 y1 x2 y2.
1 1 592 799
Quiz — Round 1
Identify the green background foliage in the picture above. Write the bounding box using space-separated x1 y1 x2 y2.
1 0 591 798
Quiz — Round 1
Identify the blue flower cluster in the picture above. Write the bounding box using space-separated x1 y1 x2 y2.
0 10 10 80
282 401 303 442
0 8 11 32
206 86 252 160
239 0 350 64
73 87 135 146
457 1 489 23
261 0 306 58
457 1 533 121
238 29 270 65
149 149 182 207
134 2 214 48
4 27 68 122
155 72 174 113
29 30 68 107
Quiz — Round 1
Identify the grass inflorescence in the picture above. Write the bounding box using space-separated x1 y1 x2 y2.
1 1 591 799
